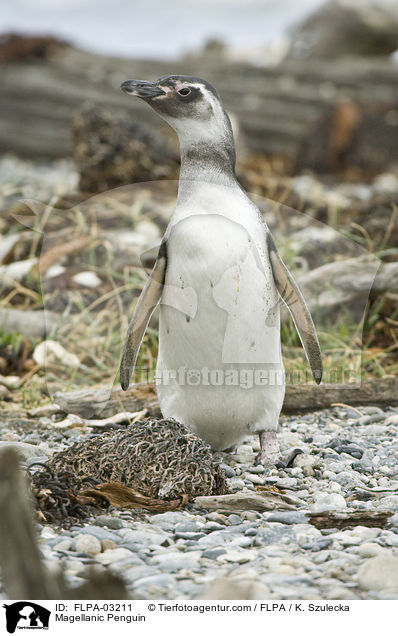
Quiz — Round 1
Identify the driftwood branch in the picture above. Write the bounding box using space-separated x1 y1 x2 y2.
53 376 398 419
0 447 129 600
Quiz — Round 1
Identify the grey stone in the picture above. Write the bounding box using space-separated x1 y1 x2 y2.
75 534 101 555
122 566 159 583
150 511 191 530
245 473 265 485
204 521 225 532
71 526 121 543
150 551 202 572
94 515 125 530
133 573 176 589
267 511 308 525
202 548 227 560
311 493 347 512
220 463 235 478
174 532 206 540
226 514 242 525
227 478 246 490
97 548 142 565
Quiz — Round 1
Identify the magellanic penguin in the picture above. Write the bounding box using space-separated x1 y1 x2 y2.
119 75 322 465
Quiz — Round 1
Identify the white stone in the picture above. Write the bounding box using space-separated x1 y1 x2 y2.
358 556 398 591
245 473 265 485
357 543 390 558
96 547 134 564
75 533 101 555
72 271 102 288
33 340 79 368
311 493 347 512
217 550 256 564
45 264 66 279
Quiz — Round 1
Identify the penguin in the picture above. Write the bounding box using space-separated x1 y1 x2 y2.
119 75 322 465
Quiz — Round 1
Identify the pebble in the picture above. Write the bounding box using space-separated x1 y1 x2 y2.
357 543 390 558
267 511 308 525
311 493 347 512
74 534 102 555
357 556 398 591
95 515 125 530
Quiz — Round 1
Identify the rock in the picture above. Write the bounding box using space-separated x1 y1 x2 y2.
72 271 102 288
377 495 398 509
358 556 398 591
96 547 143 565
217 550 256 564
101 540 118 551
266 511 308 525
245 473 265 485
220 463 235 478
72 525 121 543
94 515 125 530
133 573 176 590
203 577 270 600
150 551 202 572
202 548 227 560
33 340 79 369
118 526 170 547
74 533 101 555
54 539 72 552
150 511 192 530
311 493 347 512
358 543 390 558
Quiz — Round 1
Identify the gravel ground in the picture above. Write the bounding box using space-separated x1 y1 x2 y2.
1 404 398 600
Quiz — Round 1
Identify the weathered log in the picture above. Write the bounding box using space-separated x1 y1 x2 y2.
0 308 61 338
0 447 129 599
308 510 393 530
53 376 398 419
2 44 398 173
194 491 301 513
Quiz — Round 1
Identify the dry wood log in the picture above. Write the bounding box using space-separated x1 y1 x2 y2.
0 308 61 338
52 376 398 419
194 490 300 513
308 510 393 530
0 447 130 599
1 44 398 172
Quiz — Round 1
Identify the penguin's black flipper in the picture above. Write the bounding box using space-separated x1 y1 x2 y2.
266 232 323 384
119 242 167 390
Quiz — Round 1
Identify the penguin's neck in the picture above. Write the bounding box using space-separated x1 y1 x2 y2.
179 140 236 188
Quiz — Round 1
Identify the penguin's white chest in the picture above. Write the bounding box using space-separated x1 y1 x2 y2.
156 211 285 449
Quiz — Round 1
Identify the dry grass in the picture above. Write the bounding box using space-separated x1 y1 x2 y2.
1 178 397 409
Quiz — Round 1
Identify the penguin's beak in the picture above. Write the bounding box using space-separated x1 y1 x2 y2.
120 79 165 99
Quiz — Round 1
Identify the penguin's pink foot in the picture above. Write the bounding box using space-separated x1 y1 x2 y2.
255 430 280 466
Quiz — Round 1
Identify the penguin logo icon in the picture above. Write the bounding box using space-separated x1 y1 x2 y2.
3 602 50 633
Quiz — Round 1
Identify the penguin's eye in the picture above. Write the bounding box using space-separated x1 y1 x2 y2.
177 87 191 96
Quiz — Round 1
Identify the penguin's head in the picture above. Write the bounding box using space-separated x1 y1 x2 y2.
120 75 234 150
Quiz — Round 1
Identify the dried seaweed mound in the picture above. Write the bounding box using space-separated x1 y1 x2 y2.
47 417 227 500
